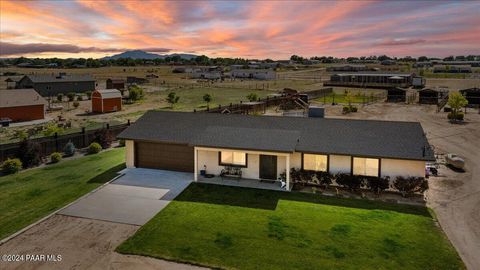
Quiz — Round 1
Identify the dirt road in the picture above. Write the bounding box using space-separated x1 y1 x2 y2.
0 215 207 270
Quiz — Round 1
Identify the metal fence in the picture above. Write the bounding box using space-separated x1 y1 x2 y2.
0 123 129 162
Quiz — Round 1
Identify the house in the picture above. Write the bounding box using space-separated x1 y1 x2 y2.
326 64 371 72
4 76 23 89
16 73 96 96
106 78 125 90
460 88 480 106
418 88 448 104
118 111 434 190
231 69 276 80
325 72 417 88
91 89 122 113
433 65 472 73
387 88 407 102
126 76 149 85
0 89 47 122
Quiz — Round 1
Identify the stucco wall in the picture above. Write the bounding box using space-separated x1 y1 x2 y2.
197 149 288 179
291 152 302 169
125 140 135 168
381 158 425 178
329 155 351 174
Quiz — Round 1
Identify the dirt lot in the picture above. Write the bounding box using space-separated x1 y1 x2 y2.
0 215 207 270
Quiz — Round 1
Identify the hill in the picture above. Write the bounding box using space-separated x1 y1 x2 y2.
102 50 197 60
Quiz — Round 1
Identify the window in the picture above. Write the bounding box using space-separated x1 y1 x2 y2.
303 154 328 171
353 157 379 177
219 151 247 167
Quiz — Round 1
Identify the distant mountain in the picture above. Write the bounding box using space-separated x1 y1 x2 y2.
102 50 198 60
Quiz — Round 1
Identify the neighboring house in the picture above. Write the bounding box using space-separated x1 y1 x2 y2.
324 72 420 88
231 69 276 80
326 64 372 72
118 111 434 190
106 78 125 90
4 76 23 89
126 76 149 85
433 65 472 73
460 88 480 106
0 89 47 122
16 73 96 96
91 89 122 113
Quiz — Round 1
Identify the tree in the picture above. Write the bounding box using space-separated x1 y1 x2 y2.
93 129 113 149
17 140 42 168
447 92 468 121
364 176 390 195
203 93 212 105
246 93 258 102
167 92 180 108
344 90 353 107
85 91 92 100
128 85 144 102
43 122 63 136
57 93 63 102
66 92 75 102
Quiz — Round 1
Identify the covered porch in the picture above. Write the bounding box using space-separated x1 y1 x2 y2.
193 146 293 191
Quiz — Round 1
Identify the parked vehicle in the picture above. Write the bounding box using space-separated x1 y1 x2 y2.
445 154 465 170
426 162 439 176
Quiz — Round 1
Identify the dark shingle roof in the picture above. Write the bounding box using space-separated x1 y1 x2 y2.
118 111 435 161
26 74 94 83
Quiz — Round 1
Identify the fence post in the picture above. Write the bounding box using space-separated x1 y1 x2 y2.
127 119 131 126
54 132 59 152
107 123 110 129
82 127 86 147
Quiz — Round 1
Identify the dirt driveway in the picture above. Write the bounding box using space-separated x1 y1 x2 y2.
0 215 207 270
326 102 480 270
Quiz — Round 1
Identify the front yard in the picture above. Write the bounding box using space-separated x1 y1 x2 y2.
117 183 464 270
0 147 125 239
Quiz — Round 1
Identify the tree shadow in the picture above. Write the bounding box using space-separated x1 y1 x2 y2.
87 164 125 184
174 182 431 217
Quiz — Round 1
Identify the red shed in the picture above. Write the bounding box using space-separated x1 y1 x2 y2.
0 89 47 122
92 89 122 113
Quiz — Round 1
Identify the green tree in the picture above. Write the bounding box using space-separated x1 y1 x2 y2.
66 92 75 102
203 93 212 105
167 92 180 108
246 93 258 102
129 85 144 102
447 92 468 121
344 91 353 107
57 93 63 102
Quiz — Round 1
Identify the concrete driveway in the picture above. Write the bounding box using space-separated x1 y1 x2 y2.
59 168 193 225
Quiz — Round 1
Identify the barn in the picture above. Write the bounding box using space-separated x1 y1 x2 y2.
387 87 407 102
0 89 47 122
91 89 122 113
418 88 448 104
460 88 480 106
106 78 125 90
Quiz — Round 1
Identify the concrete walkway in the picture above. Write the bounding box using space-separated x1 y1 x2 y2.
59 168 193 225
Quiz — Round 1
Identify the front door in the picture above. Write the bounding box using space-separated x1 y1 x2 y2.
259 155 277 180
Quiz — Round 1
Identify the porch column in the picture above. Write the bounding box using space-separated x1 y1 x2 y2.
286 154 290 191
194 147 198 181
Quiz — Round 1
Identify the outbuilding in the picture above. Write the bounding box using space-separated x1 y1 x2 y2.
460 88 480 106
91 89 122 113
0 89 47 122
106 78 125 90
418 88 448 104
387 87 407 102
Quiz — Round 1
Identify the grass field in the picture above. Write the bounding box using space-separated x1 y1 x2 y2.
117 183 464 270
312 92 383 104
0 147 125 239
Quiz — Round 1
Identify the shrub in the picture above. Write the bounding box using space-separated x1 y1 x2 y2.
49 152 62 163
315 171 333 187
73 101 80 108
57 93 63 102
17 140 42 168
350 106 358 112
166 92 180 107
342 105 358 114
67 92 76 102
364 176 390 194
85 91 92 100
246 93 258 102
129 85 144 101
392 176 429 197
118 139 126 147
76 95 83 101
88 142 102 154
42 122 63 136
1 158 22 174
448 112 464 121
93 129 113 149
64 141 76 156
335 174 363 191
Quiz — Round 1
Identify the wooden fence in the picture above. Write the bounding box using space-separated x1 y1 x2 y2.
0 123 129 162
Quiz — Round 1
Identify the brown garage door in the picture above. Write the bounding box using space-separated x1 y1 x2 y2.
135 142 194 172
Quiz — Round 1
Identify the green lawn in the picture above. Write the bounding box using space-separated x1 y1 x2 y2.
117 183 464 270
0 147 125 239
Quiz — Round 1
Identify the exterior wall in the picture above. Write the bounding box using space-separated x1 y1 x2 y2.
381 158 425 178
91 95 103 113
33 81 96 96
329 155 351 174
197 148 288 179
0 104 44 122
102 98 122 112
291 152 302 169
125 140 135 168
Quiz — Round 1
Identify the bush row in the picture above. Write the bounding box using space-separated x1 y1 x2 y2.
287 168 428 197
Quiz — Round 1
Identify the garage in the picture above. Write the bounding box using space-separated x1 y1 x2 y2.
135 141 194 172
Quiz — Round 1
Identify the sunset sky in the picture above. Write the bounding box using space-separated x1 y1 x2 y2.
1 0 479 59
